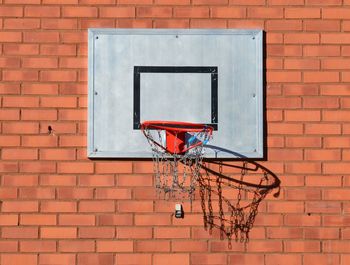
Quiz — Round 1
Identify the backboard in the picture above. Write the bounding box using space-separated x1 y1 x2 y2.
88 29 263 158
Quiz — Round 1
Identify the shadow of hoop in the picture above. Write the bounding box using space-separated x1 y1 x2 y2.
197 147 281 247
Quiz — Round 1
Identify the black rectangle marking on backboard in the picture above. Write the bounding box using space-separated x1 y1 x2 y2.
133 66 218 130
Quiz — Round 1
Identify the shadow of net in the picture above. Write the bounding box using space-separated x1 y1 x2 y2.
198 161 280 247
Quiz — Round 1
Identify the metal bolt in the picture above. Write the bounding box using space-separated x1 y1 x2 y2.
252 93 256 98
94 91 98 95
96 36 99 40
94 148 98 152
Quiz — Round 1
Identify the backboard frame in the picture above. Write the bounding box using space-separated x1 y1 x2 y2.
87 28 264 159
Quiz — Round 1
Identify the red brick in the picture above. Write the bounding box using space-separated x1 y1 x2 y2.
0 241 18 252
60 32 87 43
305 20 340 32
41 44 76 56
24 32 59 43
248 7 283 18
267 97 301 108
154 19 189 28
190 19 227 28
22 83 58 95
229 255 264 265
284 59 320 70
135 214 171 226
211 7 245 18
1 255 37 265
285 110 321 121
41 201 77 213
174 7 209 18
322 34 350 44
265 254 302 265
307 202 341 214
267 71 301 82
303 254 339 265
0 32 22 42
305 149 341 161
324 241 350 253
41 227 77 239
303 97 339 108
246 241 283 252
320 85 350 95
0 6 23 17
155 0 189 3
228 20 264 29
285 8 320 18
266 20 302 31
77 254 113 265
59 109 86 121
0 214 18 225
115 254 152 265
59 240 95 252
172 241 208 252
96 241 133 252
20 241 56 252
4 18 40 29
58 162 93 174
268 33 288 44
117 227 153 239
267 45 302 57
324 137 350 148
118 201 153 213
39 254 76 265
95 162 132 174
62 6 97 17
159 254 194 265
304 45 340 57
79 201 115 213
42 18 78 29
2 227 38 238
79 227 115 238
284 33 320 44
19 187 55 199
40 70 77 82
21 109 57 120
0 136 20 147
98 214 133 226
22 57 58 68
40 148 76 160
100 7 135 18
193 0 227 4
268 123 303 135
137 7 172 18
286 162 321 174
57 187 92 200
3 70 38 81
59 214 95 226
40 174 76 186
306 175 341 187
21 214 56 225
267 228 303 239
323 111 350 121
117 18 152 28
24 6 60 17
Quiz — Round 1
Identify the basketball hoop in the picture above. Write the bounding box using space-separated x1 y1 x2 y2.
141 121 213 200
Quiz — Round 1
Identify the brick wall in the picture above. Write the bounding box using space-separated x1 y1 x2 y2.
0 0 349 264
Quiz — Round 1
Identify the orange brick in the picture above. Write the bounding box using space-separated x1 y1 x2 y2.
22 135 57 147
39 254 76 265
79 201 115 213
98 214 133 226
193 0 227 4
284 59 320 70
0 83 20 94
135 214 171 226
154 254 190 265
21 214 56 225
284 33 319 44
2 227 38 239
305 149 341 161
267 33 284 44
285 7 320 18
265 254 302 265
3 70 38 81
303 97 339 108
303 254 339 265
304 71 339 83
2 148 37 160
39 148 76 160
41 227 77 239
305 20 340 32
324 137 350 148
24 6 60 17
266 20 302 31
267 45 302 56
322 33 350 44
59 214 95 226
1 255 37 265
268 123 303 135
58 162 93 174
322 58 350 69
320 85 350 95
57 187 93 199
323 110 350 121
304 45 340 57
96 241 133 252
18 162 53 174
0 32 22 42
190 19 227 28
268 0 304 4
117 227 152 239
269 149 303 161
137 7 172 17
285 162 321 174
41 201 77 213
4 18 40 29
306 202 341 214
62 6 97 17
41 44 76 56
118 201 153 213
267 71 301 82
174 7 209 18
22 83 58 95
267 97 301 108
79 227 115 238
59 240 95 252
307 0 341 4
154 19 189 28
77 254 114 265
79 175 115 187
42 18 78 29
0 135 20 146
285 110 320 121
228 20 264 29
115 254 152 265
267 228 303 239
0 109 20 121
0 6 23 17
22 57 58 68
19 187 55 199
228 255 264 265
0 241 18 252
247 7 283 18
155 0 189 3
172 241 208 252
21 109 57 120
100 7 135 17
20 241 56 252
211 7 245 18
24 32 59 43
305 175 341 187
40 70 77 82
95 162 132 174
59 109 86 121
0 162 18 172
